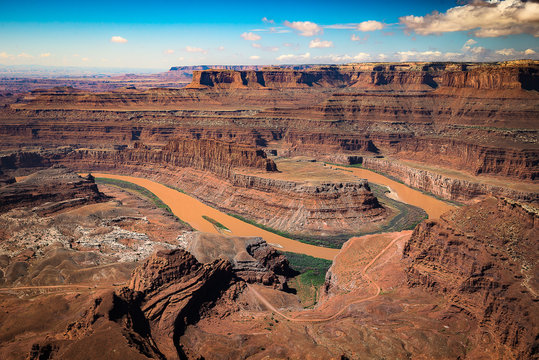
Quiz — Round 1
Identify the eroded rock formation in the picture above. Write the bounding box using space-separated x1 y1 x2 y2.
0 61 536 205
363 157 538 203
36 236 297 360
183 233 297 290
0 166 106 214
403 197 539 358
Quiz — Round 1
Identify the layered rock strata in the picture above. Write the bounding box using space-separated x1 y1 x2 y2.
403 197 539 359
187 61 538 91
39 242 296 360
0 61 536 205
363 157 538 203
45 249 235 360
0 166 106 214
182 233 297 290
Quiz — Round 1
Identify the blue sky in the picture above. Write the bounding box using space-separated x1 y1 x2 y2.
0 0 538 70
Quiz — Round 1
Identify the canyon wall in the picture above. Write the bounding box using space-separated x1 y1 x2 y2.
0 61 536 206
63 137 277 179
187 61 538 91
363 157 538 203
403 198 539 358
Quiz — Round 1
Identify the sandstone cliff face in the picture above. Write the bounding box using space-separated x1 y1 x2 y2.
0 166 106 214
66 137 276 179
1 61 536 206
163 138 277 173
363 158 538 203
439 65 538 90
403 198 539 359
187 61 538 91
48 249 235 360
388 139 539 180
188 68 437 90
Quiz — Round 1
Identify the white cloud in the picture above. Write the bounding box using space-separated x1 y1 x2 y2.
351 34 368 42
400 0 539 38
495 48 517 56
262 17 275 24
218 46 225 51
39 53 51 58
309 38 333 48
164 49 175 54
464 39 477 47
250 55 261 60
378 53 387 60
81 57 89 62
283 42 299 48
283 21 322 36
443 52 463 59
269 27 291 34
185 46 207 54
323 24 356 30
469 46 486 55
496 47 538 57
252 43 279 51
17 52 33 58
276 52 311 62
241 32 261 41
357 20 384 32
110 36 128 43
397 50 443 61
314 53 370 63
0 52 13 59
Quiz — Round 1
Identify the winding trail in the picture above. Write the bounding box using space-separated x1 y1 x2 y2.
0 284 120 292
248 231 410 322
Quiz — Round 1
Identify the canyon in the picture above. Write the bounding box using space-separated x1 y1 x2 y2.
0 61 537 359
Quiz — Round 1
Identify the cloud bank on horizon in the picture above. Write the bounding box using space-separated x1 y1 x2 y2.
0 0 537 68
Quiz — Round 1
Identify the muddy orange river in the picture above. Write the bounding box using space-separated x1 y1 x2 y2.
332 166 455 219
91 167 454 260
91 173 340 260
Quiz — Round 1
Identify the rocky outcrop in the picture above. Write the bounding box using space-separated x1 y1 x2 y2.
183 233 297 290
363 157 538 203
439 63 538 90
187 67 437 90
0 169 15 186
0 61 536 206
57 249 235 360
70 159 385 235
0 150 51 170
403 198 539 359
0 166 106 214
367 137 538 181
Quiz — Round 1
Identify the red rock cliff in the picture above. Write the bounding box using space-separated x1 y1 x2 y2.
187 61 538 91
67 138 277 178
403 198 539 358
